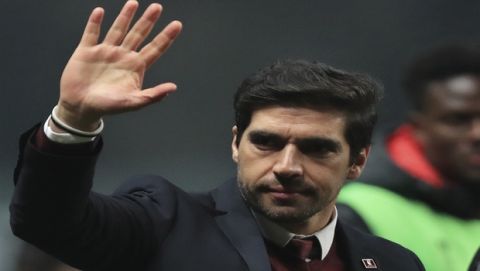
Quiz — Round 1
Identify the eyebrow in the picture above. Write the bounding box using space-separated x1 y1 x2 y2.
249 130 283 140
248 130 343 152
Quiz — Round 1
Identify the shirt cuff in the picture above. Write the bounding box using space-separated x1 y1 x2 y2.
43 115 97 144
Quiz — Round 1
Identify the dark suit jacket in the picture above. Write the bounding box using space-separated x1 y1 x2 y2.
10 128 425 271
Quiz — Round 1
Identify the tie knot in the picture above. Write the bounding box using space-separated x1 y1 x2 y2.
287 237 322 260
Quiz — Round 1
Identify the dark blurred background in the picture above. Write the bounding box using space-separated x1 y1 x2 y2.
1 0 479 269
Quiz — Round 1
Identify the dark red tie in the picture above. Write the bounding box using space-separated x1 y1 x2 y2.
266 237 345 271
287 237 322 262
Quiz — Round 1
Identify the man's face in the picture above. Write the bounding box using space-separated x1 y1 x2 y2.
231 106 368 231
413 75 480 185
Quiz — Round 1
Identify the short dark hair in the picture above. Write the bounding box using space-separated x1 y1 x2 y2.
403 44 480 111
233 59 383 160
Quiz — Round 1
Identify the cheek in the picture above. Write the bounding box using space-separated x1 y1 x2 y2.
422 133 467 168
430 123 467 142
237 153 273 185
304 161 350 189
420 124 460 149
424 132 460 154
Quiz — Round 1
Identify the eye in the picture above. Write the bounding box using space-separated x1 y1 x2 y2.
249 133 284 151
297 140 340 158
300 145 333 158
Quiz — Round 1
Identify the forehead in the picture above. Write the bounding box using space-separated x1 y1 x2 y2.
247 106 347 140
425 75 480 112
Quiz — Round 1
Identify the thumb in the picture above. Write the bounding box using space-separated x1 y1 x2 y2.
131 82 177 109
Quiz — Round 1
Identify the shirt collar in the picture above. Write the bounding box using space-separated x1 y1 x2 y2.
252 207 338 260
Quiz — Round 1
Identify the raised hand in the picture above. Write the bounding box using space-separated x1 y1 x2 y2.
56 1 182 131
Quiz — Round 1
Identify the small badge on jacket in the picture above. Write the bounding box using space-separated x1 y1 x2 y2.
362 258 378 269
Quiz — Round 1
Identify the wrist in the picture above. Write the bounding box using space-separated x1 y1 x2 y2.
45 117 97 144
51 105 104 137
55 103 101 131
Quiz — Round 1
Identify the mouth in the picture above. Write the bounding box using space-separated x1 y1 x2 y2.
264 186 305 201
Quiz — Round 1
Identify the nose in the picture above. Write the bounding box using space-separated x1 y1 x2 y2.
272 144 303 180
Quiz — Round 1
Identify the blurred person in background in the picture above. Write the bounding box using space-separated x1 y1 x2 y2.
337 45 480 271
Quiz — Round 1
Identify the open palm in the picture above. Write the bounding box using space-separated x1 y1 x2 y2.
57 1 182 130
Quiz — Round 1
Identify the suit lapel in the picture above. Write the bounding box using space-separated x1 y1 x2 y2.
336 220 384 271
210 179 272 271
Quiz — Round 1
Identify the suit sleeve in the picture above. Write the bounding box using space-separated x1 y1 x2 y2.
10 126 176 270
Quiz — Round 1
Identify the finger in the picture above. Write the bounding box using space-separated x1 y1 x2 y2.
139 20 183 68
103 1 139 45
122 3 163 51
128 83 177 109
79 7 105 47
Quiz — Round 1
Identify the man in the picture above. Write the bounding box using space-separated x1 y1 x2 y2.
10 1 424 270
337 45 480 271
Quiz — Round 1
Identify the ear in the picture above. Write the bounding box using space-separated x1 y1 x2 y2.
231 126 239 163
347 146 371 180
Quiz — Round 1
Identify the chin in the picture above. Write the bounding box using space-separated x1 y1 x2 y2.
255 200 322 224
260 209 312 224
